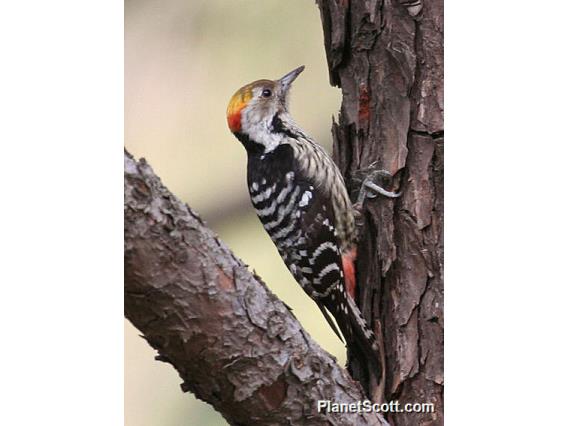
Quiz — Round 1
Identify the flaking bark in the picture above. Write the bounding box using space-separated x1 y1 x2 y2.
316 0 444 424
124 151 389 426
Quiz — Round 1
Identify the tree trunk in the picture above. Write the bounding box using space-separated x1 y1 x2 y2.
316 1 444 425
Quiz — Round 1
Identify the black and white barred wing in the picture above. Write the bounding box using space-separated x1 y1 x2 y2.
248 167 376 357
288 178 379 361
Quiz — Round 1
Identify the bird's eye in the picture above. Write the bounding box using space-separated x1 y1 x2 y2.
261 89 272 98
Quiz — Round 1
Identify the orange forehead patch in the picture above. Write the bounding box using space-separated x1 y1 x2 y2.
227 87 253 132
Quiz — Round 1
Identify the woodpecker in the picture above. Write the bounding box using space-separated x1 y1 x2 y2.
226 66 398 376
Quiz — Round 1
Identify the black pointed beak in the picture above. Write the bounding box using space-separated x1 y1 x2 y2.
278 65 305 91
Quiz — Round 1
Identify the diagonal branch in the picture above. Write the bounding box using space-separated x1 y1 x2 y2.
124 150 389 426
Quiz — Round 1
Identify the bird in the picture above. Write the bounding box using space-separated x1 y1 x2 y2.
226 66 399 387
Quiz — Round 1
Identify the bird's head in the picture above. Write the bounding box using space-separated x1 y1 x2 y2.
227 66 305 153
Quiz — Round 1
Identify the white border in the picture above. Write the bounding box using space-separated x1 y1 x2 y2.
0 1 123 425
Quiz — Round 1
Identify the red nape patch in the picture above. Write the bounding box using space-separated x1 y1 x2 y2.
227 111 242 133
342 248 357 300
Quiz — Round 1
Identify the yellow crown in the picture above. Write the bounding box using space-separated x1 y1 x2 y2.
226 86 253 132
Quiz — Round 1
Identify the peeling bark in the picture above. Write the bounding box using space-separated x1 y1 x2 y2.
124 151 389 426
316 0 443 425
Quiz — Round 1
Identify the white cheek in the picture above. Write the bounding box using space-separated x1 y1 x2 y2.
242 104 280 153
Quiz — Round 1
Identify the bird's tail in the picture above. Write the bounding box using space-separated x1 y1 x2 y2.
323 286 384 400
326 287 380 362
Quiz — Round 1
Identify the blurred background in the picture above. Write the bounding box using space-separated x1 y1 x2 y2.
125 1 342 424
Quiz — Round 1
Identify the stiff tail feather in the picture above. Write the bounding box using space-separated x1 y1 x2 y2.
323 286 380 369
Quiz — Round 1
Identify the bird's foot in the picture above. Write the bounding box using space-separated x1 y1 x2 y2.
352 162 401 210
352 163 400 227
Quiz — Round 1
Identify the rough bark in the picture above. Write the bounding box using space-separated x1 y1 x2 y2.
316 1 444 425
124 151 389 426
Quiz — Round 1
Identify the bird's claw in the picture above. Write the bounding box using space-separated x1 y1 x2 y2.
363 180 401 199
354 166 401 206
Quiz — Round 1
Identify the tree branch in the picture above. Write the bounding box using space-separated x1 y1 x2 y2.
124 150 389 426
